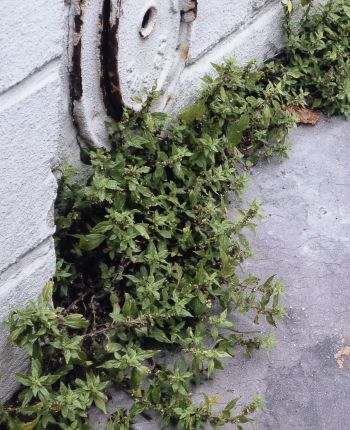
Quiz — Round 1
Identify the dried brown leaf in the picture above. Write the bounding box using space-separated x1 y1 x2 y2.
287 106 320 126
335 340 350 369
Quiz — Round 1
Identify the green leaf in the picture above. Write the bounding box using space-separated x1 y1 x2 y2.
39 282 53 304
79 233 106 251
20 417 40 430
226 115 249 147
180 100 206 124
61 314 89 329
224 397 239 412
94 396 107 414
15 374 32 387
134 224 150 239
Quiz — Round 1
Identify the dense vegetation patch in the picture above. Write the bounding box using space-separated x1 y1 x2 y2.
1 1 350 428
280 0 350 116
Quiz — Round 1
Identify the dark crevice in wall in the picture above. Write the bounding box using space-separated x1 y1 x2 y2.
100 0 124 121
70 2 83 103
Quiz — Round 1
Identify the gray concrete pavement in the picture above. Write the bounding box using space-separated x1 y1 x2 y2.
217 116 350 429
92 116 350 429
242 116 350 429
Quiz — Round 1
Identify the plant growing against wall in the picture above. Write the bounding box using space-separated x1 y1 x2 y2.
1 62 291 430
280 0 350 116
1 0 350 428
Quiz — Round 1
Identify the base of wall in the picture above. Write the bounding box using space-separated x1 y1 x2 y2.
0 241 55 402
162 3 284 114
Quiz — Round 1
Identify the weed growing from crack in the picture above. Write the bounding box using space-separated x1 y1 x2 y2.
1 0 350 428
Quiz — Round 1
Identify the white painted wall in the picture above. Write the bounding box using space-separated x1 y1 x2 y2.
0 0 311 401
0 0 77 401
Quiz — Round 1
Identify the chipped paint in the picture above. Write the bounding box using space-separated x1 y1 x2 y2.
72 0 195 147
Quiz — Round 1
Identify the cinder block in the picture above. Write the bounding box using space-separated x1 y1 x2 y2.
165 4 284 116
188 0 276 63
0 74 60 272
0 0 63 92
0 240 56 402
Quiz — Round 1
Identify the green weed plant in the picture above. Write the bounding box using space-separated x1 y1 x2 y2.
1 1 350 428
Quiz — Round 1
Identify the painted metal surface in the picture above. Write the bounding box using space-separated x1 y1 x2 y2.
72 0 196 147
73 0 325 148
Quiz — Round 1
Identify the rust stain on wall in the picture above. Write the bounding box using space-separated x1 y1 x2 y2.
180 43 190 61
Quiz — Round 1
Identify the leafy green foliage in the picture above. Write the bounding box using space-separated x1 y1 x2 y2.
1 0 350 428
1 66 287 429
278 0 350 116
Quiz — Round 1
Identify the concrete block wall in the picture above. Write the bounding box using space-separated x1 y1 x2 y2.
0 0 315 401
0 0 70 401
